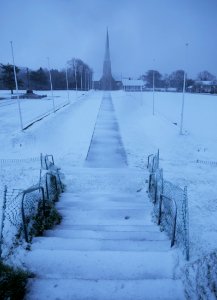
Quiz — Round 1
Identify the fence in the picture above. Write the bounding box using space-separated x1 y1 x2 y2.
147 150 189 260
0 154 63 258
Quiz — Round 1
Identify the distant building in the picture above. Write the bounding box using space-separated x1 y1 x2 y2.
122 78 144 91
94 29 117 90
188 80 217 94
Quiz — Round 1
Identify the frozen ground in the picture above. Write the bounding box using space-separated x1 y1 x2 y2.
22 93 184 299
0 90 217 262
112 91 217 260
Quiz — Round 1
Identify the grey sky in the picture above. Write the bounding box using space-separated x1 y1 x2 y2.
1 0 217 79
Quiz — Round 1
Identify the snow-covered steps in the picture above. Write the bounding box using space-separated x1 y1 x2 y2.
44 228 168 241
25 249 177 280
27 278 184 300
31 236 171 252
23 92 184 299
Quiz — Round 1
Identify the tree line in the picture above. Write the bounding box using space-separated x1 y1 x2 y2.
0 58 93 94
141 70 217 91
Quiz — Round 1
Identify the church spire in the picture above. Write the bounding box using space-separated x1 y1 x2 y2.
104 28 110 62
103 28 112 77
100 28 116 90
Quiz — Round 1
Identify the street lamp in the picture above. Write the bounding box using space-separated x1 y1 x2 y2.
152 69 155 115
180 43 189 135
10 41 23 130
65 67 70 104
47 57 55 113
73 59 78 95
79 65 83 91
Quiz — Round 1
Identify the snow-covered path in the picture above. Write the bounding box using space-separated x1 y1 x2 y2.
23 92 184 299
86 92 127 167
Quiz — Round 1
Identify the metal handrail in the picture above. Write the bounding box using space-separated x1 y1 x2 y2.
40 154 55 170
158 194 177 247
21 186 45 243
45 172 58 201
45 155 55 169
147 154 154 169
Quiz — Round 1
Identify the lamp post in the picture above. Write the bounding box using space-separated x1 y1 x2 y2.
10 41 23 131
47 57 55 113
80 65 83 91
84 70 87 91
65 67 70 104
73 59 78 96
152 69 155 115
92 71 94 90
180 43 189 135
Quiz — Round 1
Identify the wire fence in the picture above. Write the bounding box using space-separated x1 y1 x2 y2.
147 150 189 260
0 154 63 258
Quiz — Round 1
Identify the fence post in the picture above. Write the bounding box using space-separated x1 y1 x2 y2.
0 186 7 258
171 201 177 247
158 194 163 225
183 186 190 260
154 181 158 204
21 186 45 243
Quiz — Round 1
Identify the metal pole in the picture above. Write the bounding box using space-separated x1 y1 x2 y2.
87 71 89 90
180 43 189 135
10 41 23 130
74 59 78 95
47 57 55 112
152 70 155 115
65 67 70 104
81 68 83 91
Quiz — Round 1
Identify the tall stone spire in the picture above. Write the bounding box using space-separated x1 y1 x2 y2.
103 28 112 77
100 28 116 90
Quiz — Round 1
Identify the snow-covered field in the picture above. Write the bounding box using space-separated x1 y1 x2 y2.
112 91 217 260
0 89 217 262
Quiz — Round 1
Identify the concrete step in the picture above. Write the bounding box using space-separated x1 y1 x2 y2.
32 236 171 252
49 224 161 232
25 249 177 280
45 228 168 241
58 193 148 209
26 278 184 300
57 208 153 226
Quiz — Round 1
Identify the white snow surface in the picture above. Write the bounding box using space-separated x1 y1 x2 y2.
0 89 217 298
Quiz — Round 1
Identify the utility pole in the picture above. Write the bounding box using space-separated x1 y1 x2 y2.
47 57 55 113
73 59 78 95
10 41 23 130
26 67 30 90
65 67 70 104
152 69 155 115
180 43 189 135
80 66 83 91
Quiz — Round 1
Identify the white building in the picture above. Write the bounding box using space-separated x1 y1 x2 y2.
122 78 144 92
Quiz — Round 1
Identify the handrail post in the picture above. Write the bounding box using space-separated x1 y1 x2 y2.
21 192 29 243
158 194 163 225
171 203 177 247
0 186 7 258
21 186 45 243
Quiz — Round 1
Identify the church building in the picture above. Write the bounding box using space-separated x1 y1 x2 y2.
94 29 118 90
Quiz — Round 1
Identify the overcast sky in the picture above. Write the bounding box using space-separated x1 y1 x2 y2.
1 0 217 79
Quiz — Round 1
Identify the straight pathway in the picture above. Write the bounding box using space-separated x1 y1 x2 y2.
24 93 184 299
86 92 127 167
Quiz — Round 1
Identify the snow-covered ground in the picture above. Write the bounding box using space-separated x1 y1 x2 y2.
112 91 217 260
1 89 217 262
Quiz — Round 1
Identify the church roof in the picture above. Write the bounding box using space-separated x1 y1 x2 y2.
122 78 144 86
